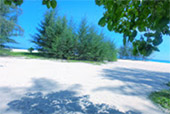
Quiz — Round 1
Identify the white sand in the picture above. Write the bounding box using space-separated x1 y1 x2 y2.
0 56 170 114
11 49 38 53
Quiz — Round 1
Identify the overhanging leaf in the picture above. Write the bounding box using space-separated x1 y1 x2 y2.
50 0 57 9
43 0 48 5
107 23 113 31
4 0 12 5
132 47 138 56
152 46 160 51
98 17 106 27
46 0 51 9
132 30 137 38
153 37 163 46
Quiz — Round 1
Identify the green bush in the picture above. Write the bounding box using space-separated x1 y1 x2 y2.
76 19 117 61
149 82 170 110
33 10 117 61
150 90 170 110
28 47 34 53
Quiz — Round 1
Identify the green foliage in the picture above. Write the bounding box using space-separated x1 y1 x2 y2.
28 47 34 53
150 82 170 110
33 10 117 61
77 19 117 61
150 89 170 110
0 0 23 48
4 0 57 9
119 42 144 60
0 48 45 59
4 0 23 6
42 0 57 9
33 10 77 59
50 17 77 59
9 52 44 59
96 0 170 56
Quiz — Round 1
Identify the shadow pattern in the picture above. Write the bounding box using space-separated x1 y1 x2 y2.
7 91 140 114
95 67 170 96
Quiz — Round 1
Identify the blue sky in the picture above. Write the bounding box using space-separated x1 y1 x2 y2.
8 0 170 61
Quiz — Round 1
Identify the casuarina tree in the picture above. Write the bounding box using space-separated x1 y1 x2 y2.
0 0 23 48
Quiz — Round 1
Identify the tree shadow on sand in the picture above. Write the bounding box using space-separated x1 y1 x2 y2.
1 78 140 114
94 67 170 96
7 90 140 114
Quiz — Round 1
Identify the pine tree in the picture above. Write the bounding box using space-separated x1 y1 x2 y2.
50 16 77 59
77 19 117 61
0 0 23 48
33 10 77 59
33 10 56 53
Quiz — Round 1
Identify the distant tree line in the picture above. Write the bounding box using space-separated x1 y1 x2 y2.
118 37 146 60
32 10 117 61
118 42 145 60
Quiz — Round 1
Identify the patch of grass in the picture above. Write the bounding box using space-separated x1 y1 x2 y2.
66 59 105 65
0 50 105 65
149 82 170 110
0 49 48 59
9 52 45 59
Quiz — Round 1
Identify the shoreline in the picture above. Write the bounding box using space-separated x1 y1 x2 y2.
9 48 170 64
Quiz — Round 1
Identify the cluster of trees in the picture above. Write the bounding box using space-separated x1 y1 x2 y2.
32 10 117 61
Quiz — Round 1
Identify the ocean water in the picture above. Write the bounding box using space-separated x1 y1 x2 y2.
118 56 170 64
147 59 170 64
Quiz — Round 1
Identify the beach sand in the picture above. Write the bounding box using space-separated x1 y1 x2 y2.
0 56 170 114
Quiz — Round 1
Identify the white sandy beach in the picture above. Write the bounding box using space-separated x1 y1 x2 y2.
0 55 170 114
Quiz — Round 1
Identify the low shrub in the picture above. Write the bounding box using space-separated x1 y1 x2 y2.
149 82 170 110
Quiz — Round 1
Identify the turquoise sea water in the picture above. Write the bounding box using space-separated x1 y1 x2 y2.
147 59 170 64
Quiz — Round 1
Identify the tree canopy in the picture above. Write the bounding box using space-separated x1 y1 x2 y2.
96 0 170 56
4 0 57 8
